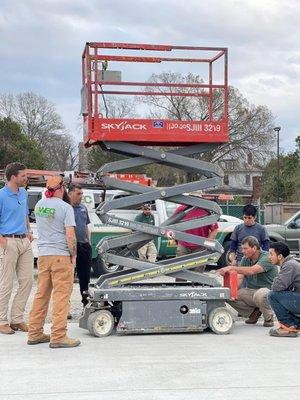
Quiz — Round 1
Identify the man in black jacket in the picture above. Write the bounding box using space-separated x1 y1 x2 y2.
268 242 300 337
68 184 92 308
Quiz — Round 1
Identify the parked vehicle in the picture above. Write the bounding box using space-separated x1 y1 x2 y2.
214 210 300 267
88 194 243 276
29 187 243 274
265 211 300 255
26 181 300 276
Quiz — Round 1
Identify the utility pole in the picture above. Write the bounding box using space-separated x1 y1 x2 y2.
273 127 281 203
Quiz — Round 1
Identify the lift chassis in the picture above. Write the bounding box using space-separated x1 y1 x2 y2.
79 42 237 336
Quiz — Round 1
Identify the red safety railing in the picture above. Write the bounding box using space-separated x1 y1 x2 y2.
82 42 229 146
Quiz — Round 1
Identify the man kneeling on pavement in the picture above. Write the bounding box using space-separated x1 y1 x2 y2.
219 236 278 327
268 242 300 337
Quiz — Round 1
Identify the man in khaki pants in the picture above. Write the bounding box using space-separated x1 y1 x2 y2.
28 176 80 348
134 204 157 263
0 162 34 335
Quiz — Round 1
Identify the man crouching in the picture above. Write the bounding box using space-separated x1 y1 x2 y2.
268 242 300 337
219 236 278 327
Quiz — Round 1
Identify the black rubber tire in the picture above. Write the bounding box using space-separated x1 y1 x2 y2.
217 241 231 268
91 256 123 277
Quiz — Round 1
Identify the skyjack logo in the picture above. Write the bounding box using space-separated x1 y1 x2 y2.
101 121 147 131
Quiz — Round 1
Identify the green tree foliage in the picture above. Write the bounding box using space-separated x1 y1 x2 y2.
0 92 77 170
262 136 300 203
0 118 45 169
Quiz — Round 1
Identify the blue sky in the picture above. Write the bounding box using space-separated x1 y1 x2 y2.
0 0 299 152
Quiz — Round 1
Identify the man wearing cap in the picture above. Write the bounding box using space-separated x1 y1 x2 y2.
0 162 34 335
28 176 80 348
134 204 157 263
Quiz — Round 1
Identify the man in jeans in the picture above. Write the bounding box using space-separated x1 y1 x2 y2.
219 236 278 327
28 176 80 348
68 184 92 308
0 162 34 335
268 242 300 337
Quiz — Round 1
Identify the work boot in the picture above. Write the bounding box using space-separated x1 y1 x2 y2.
269 324 298 338
245 308 262 324
49 336 81 348
0 324 15 335
263 318 274 327
10 322 29 332
27 334 50 345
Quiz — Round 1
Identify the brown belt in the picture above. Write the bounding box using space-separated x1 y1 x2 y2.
2 234 27 239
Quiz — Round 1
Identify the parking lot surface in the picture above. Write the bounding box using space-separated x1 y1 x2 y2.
1 313 300 400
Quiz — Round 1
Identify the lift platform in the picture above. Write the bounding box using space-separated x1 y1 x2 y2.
79 42 237 336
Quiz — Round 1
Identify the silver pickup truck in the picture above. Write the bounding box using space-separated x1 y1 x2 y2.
266 211 300 255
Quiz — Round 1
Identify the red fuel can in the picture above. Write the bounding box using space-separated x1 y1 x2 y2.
224 270 238 300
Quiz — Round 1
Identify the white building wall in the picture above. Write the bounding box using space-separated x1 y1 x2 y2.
226 172 262 189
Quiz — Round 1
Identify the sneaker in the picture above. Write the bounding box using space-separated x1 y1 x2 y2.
245 308 262 324
0 324 15 335
49 336 81 348
27 334 50 345
269 327 298 337
263 318 274 327
10 322 29 332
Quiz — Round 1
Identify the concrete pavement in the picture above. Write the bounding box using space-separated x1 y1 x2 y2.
1 320 300 400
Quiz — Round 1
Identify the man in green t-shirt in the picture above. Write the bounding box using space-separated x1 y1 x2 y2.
219 236 278 327
134 204 157 263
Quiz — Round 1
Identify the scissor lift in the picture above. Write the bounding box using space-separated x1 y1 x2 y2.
79 42 237 336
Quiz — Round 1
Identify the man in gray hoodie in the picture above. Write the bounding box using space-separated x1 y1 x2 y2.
268 242 300 337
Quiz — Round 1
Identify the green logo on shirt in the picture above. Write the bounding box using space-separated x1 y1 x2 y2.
35 206 56 218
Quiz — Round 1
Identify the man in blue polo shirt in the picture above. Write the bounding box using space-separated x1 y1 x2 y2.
0 162 34 335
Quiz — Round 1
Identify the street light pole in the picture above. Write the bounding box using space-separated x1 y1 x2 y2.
273 127 281 203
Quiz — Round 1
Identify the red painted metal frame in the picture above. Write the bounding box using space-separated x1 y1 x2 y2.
82 42 229 146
